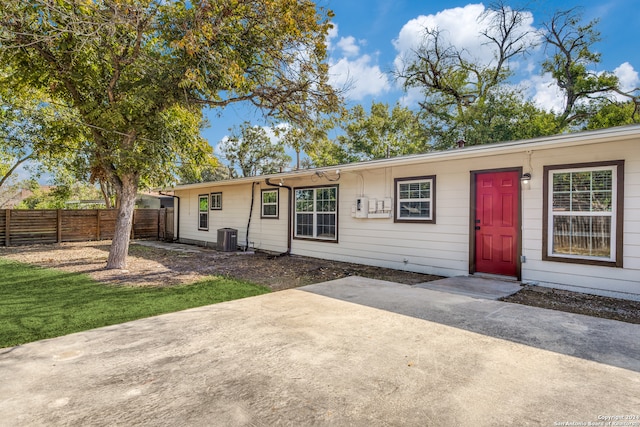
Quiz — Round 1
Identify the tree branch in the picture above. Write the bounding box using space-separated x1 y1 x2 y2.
0 152 33 188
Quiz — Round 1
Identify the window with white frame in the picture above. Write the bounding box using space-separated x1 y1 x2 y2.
394 176 436 223
210 192 222 210
294 186 337 241
544 161 623 266
261 189 279 218
198 195 209 230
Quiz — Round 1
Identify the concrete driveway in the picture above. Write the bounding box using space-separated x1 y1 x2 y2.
1 277 639 426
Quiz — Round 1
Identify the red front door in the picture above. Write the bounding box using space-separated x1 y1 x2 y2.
474 171 520 277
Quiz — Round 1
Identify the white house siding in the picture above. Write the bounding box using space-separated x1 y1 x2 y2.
290 153 526 277
520 139 640 297
175 183 288 253
172 127 640 298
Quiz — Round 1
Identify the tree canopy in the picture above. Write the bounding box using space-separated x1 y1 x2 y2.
0 80 80 189
0 0 340 268
219 122 291 177
389 3 636 150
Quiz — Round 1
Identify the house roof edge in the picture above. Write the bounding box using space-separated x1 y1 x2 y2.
168 124 640 191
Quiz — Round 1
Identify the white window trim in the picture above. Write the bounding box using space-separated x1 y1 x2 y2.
198 195 209 231
261 189 279 218
210 192 222 210
395 176 435 222
546 165 618 262
294 186 338 241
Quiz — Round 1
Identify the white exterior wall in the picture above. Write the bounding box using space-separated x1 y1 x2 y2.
175 182 288 252
173 130 640 298
289 162 473 278
520 139 640 297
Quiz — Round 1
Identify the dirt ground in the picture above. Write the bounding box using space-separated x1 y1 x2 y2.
1 240 639 324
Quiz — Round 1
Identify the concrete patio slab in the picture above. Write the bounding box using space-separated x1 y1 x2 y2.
303 276 640 371
1 276 639 426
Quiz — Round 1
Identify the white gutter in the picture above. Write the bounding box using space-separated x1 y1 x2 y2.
169 124 640 191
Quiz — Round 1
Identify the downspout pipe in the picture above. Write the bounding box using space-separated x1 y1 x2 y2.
265 178 292 254
245 182 256 251
159 191 180 242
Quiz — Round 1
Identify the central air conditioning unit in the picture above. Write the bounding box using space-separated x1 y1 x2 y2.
217 228 237 252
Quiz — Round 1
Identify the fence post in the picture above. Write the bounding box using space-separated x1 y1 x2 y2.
57 209 62 243
4 209 9 247
130 209 135 240
96 209 101 241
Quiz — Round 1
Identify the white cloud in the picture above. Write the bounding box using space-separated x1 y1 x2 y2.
327 23 391 101
337 36 360 57
527 73 564 113
329 54 391 100
392 3 539 100
213 136 229 158
522 62 640 113
393 4 488 66
326 22 339 49
614 62 639 93
398 86 423 108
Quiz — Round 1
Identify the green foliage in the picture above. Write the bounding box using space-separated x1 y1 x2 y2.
303 137 351 168
0 0 339 267
586 101 640 130
177 156 229 184
313 102 429 164
0 258 270 348
0 78 82 188
541 8 619 129
13 182 104 210
393 3 626 149
426 88 559 149
220 122 291 177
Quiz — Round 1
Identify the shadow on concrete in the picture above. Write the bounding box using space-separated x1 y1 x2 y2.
301 276 640 373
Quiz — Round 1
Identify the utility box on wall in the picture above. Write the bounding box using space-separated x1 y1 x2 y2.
351 197 392 219
354 197 368 218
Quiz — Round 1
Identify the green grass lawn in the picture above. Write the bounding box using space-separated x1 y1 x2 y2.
0 258 270 348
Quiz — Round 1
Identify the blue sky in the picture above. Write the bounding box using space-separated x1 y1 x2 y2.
204 0 640 159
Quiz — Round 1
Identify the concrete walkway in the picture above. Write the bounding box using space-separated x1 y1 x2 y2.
414 275 522 300
1 277 639 426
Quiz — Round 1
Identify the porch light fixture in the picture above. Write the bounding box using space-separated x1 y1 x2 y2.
521 173 532 184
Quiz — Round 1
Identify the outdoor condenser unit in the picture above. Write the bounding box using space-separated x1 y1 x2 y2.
217 228 237 252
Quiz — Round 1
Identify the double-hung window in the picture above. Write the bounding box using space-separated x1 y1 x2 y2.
210 192 222 210
395 176 436 223
198 195 209 230
544 160 624 266
294 186 338 241
261 189 279 218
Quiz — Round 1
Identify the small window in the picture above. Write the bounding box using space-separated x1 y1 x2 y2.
261 189 279 219
210 192 222 210
294 186 338 241
198 195 208 230
394 176 436 223
543 160 623 267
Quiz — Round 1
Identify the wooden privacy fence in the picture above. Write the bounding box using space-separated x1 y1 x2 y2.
0 208 174 246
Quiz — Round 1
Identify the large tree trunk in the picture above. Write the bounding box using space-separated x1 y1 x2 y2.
106 174 138 270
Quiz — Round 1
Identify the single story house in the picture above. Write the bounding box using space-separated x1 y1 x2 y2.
171 124 640 300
